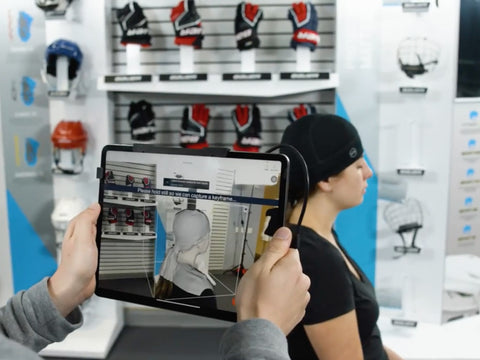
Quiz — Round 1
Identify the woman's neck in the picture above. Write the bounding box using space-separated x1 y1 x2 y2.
289 194 339 241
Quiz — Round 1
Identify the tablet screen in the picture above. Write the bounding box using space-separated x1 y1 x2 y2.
95 145 289 321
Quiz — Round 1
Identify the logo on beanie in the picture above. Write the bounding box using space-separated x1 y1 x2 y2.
349 147 358 158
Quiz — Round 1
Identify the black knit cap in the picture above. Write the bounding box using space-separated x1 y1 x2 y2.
280 113 364 201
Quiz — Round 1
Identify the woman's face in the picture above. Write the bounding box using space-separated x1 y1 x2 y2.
328 157 373 209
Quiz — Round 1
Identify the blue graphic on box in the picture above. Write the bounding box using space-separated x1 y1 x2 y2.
466 168 475 177
468 139 477 149
18 11 33 42
465 197 473 207
21 76 36 106
470 111 478 121
25 138 39 166
463 224 472 234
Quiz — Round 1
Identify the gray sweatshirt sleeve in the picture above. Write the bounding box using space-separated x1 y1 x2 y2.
219 318 291 360
0 277 83 354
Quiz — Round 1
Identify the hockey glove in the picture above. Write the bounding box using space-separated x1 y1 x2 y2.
105 170 115 184
234 2 263 51
231 104 262 152
117 1 152 47
107 207 118 224
288 2 320 51
180 104 210 149
143 209 153 225
125 208 135 226
170 0 204 49
287 103 317 122
142 177 152 188
125 175 135 187
128 100 156 141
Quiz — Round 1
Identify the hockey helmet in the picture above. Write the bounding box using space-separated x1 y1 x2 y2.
51 120 87 174
45 39 83 80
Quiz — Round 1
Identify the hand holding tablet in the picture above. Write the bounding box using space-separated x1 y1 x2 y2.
95 145 290 321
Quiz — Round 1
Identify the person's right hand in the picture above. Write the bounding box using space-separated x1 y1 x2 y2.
236 227 310 334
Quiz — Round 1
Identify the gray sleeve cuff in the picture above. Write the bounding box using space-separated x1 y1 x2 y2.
0 277 83 352
219 318 290 360
28 277 84 331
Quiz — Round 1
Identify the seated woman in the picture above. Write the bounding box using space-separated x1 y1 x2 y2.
281 114 403 360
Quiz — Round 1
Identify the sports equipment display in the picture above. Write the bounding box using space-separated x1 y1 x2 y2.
287 103 317 122
287 2 320 51
180 104 210 149
45 39 83 81
397 37 440 78
116 1 152 46
128 100 156 141
383 198 423 257
234 2 263 51
51 120 88 175
231 104 262 152
170 0 204 49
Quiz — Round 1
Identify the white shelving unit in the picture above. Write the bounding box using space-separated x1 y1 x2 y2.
97 72 339 98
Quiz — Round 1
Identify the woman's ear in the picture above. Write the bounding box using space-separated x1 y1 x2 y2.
317 178 333 193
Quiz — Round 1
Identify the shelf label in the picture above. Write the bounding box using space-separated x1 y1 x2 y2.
159 73 208 81
402 2 430 11
399 86 428 94
397 168 425 176
280 72 330 80
104 74 152 83
391 319 418 327
222 73 272 81
48 90 70 98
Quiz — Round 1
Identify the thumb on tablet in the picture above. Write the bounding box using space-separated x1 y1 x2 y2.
258 227 292 269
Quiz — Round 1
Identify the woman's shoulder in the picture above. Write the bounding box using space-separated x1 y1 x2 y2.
290 225 346 265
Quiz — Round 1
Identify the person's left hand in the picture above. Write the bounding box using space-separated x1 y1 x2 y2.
48 203 101 317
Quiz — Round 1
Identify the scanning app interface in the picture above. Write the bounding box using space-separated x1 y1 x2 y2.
98 150 282 312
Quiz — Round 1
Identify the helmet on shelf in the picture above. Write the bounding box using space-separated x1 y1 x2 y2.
51 120 87 175
45 39 83 80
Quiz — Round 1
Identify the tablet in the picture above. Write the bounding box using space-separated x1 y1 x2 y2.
95 144 289 322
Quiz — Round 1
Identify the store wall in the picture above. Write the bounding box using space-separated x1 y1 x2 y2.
375 1 459 324
0 102 14 305
0 2 58 293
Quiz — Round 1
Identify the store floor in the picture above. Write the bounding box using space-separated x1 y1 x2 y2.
44 326 225 360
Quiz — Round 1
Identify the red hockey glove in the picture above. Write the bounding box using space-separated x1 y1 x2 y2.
288 103 317 122
288 2 320 51
170 0 204 49
231 104 262 152
180 104 210 149
234 2 263 51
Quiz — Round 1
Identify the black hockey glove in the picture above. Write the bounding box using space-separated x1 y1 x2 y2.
231 104 262 152
288 2 320 51
117 1 152 47
234 2 263 51
180 104 210 149
288 103 317 122
170 0 204 49
128 100 156 141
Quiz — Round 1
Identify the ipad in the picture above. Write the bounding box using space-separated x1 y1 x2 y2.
95 144 289 322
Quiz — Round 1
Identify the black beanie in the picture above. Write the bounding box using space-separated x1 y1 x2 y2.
280 113 364 201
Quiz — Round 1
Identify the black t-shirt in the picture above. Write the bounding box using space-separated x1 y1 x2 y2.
287 226 388 360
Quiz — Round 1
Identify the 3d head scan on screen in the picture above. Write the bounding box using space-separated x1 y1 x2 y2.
94 145 290 321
